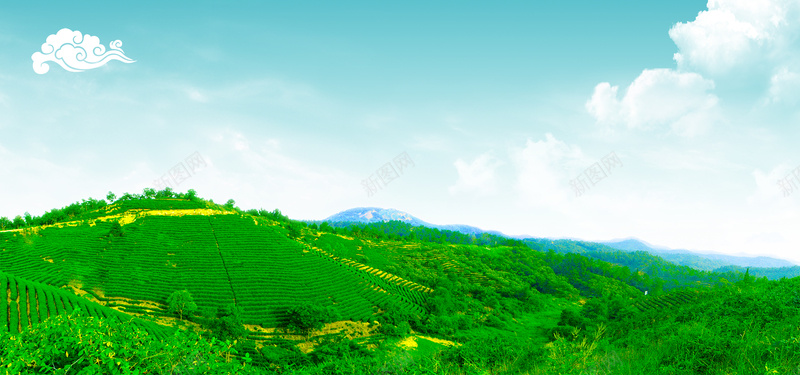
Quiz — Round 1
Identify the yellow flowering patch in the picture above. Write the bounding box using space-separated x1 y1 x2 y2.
397 336 418 349
416 335 459 347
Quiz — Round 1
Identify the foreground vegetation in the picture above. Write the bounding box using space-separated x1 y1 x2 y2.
1 190 799 374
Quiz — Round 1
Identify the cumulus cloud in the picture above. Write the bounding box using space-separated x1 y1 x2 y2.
669 0 799 76
449 153 503 195
585 83 621 125
590 0 800 127
512 133 590 207
586 69 719 137
32 28 135 74
766 67 800 105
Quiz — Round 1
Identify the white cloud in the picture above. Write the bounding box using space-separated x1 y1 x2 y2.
669 0 799 76
766 67 800 105
669 109 717 138
512 133 590 207
32 28 135 74
587 69 719 137
448 153 503 195
585 82 621 125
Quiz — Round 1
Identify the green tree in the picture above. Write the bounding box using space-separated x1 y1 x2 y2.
106 191 117 203
284 302 340 337
142 187 156 199
287 222 302 238
119 192 135 201
319 222 334 233
225 199 236 209
210 303 246 341
12 215 25 228
155 187 176 198
0 217 11 230
167 290 198 321
376 300 416 337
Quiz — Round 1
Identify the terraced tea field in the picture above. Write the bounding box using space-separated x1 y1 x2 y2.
0 271 167 338
0 198 430 337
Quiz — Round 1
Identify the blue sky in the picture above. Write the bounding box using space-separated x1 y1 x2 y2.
2 1 800 263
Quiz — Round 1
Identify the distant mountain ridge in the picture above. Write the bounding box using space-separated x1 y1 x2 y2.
323 208 797 273
600 238 795 270
322 207 510 237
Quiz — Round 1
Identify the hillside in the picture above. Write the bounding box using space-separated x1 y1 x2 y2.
0 198 428 334
2 192 800 374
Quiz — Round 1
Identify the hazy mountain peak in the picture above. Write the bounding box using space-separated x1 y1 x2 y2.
324 207 426 225
602 237 669 251
324 207 514 237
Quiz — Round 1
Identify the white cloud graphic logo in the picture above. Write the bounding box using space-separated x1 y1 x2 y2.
31 28 135 74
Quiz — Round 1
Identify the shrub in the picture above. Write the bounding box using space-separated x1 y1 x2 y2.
308 333 374 365
107 220 124 238
0 309 254 374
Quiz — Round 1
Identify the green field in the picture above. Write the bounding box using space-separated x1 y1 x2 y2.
0 200 429 337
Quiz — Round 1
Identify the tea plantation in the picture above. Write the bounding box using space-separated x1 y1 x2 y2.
2 193 799 374
0 271 168 338
0 200 428 334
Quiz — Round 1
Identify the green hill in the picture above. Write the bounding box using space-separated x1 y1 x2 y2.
2 191 800 374
0 198 428 334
